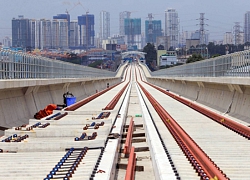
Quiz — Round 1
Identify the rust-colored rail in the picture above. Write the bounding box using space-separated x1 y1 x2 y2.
103 66 132 110
65 66 130 111
103 82 129 110
141 71 250 139
136 67 228 180
125 146 136 180
123 118 134 156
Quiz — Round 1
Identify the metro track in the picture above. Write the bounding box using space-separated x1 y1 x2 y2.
135 63 250 180
0 63 249 180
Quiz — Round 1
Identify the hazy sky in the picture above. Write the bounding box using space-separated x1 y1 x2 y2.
1 0 250 42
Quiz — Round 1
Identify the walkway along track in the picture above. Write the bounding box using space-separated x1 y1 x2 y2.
136 64 250 179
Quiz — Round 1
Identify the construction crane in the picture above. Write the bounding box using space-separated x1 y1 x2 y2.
65 1 89 49
65 2 81 15
74 1 90 50
127 11 137 19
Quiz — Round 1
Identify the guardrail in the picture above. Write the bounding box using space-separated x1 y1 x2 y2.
148 50 250 77
0 49 116 79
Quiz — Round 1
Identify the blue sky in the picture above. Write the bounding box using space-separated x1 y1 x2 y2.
0 0 250 42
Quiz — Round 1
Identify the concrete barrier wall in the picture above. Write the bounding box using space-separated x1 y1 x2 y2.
0 77 120 132
147 77 250 123
0 62 127 135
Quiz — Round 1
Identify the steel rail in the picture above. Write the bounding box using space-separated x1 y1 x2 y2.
103 68 132 110
136 67 228 180
103 82 129 110
125 146 136 180
141 69 250 139
123 118 134 157
65 66 130 111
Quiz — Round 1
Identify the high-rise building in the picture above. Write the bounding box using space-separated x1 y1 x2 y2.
12 15 70 50
145 20 162 44
190 30 209 45
12 15 31 48
69 20 79 48
124 18 141 49
165 8 179 49
51 20 60 49
53 14 70 47
51 19 68 49
78 14 95 49
59 20 68 49
2 36 12 47
29 19 36 49
119 11 130 36
180 31 192 45
223 32 233 45
244 11 250 43
239 32 244 45
191 31 200 40
100 11 110 42
40 19 52 49
29 19 42 49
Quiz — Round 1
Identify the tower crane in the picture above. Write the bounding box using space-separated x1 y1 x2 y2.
77 1 90 50
65 2 81 15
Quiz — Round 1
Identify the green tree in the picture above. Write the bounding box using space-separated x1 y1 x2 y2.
158 44 164 50
88 60 103 68
143 43 157 70
212 54 221 58
186 53 204 64
143 43 157 62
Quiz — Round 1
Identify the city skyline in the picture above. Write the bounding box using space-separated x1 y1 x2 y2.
1 0 250 43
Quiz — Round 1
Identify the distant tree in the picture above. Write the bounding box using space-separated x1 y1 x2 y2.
244 42 250 46
159 65 166 69
212 54 221 58
143 43 157 63
168 46 175 51
186 53 204 64
88 60 103 68
207 42 245 56
158 44 164 50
